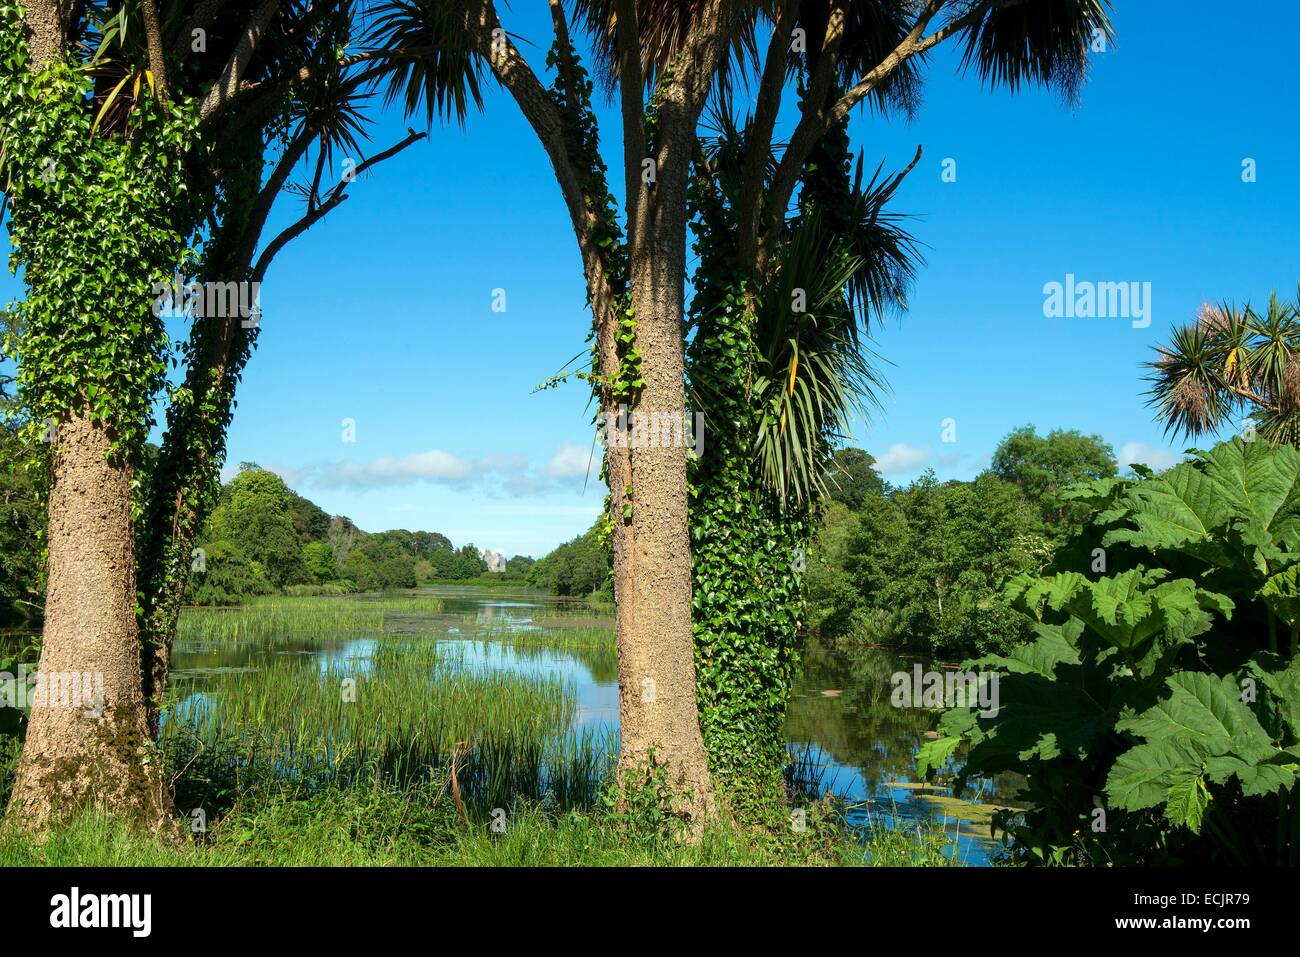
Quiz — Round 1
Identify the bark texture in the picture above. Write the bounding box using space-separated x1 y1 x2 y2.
6 415 169 832
610 0 735 823
618 202 714 821
463 0 726 824
19 0 73 70
6 6 169 833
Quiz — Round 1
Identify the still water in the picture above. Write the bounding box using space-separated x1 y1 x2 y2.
2 586 1022 863
163 586 1021 864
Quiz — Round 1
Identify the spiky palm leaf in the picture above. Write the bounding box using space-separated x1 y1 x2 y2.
1144 321 1233 439
830 152 922 330
363 0 487 126
955 0 1115 103
290 69 374 172
693 85 920 505
797 0 924 118
568 0 765 98
751 210 893 504
1146 290 1300 447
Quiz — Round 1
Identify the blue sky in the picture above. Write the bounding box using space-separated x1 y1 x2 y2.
3 0 1297 558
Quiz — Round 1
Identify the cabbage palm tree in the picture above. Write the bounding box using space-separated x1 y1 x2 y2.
2 0 442 832
1145 291 1300 448
363 0 1116 820
684 0 1115 804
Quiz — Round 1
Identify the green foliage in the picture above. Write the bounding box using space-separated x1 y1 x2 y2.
827 448 886 510
826 470 1048 656
204 468 312 589
814 426 1115 657
929 437 1300 865
686 278 810 808
425 542 490 582
0 413 43 625
0 6 207 459
527 521 610 597
182 467 483 602
302 541 337 583
1145 289 1300 447
597 750 694 846
186 539 273 607
504 554 536 578
0 791 944 867
0 640 35 806
990 424 1118 528
680 87 919 808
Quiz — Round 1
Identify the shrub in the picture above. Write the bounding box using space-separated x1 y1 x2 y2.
922 438 1300 865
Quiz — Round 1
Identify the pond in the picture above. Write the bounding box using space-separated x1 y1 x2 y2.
166 586 1022 864
4 586 1023 864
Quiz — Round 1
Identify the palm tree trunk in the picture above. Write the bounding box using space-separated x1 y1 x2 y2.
4 0 169 835
5 414 168 832
617 157 713 824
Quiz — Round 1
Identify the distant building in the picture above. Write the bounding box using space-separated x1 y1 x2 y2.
479 548 507 573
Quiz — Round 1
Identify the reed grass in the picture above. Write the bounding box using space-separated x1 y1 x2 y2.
177 594 446 642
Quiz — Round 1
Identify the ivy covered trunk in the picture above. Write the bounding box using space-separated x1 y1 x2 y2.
684 159 811 810
1 3 202 831
6 414 168 831
686 287 811 813
137 310 250 733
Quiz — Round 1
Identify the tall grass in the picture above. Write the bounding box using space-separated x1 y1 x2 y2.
137 589 965 866
177 594 446 641
162 631 613 816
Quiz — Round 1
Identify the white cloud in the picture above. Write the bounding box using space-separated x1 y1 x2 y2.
874 442 933 475
258 443 603 497
546 441 596 478
305 449 519 490
1119 441 1181 473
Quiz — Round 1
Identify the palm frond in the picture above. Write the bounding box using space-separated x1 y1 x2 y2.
1143 293 1300 445
955 0 1114 103
796 0 924 119
568 0 766 99
751 209 891 504
1143 323 1232 440
363 0 487 127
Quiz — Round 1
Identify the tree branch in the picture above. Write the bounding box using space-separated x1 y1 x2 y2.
736 0 799 271
253 129 427 285
140 0 170 102
235 122 319 274
758 0 1022 274
457 0 618 321
198 0 281 125
613 0 647 252
171 0 225 59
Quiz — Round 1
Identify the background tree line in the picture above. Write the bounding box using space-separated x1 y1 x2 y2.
808 426 1118 657
522 424 1122 659
0 452 537 620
